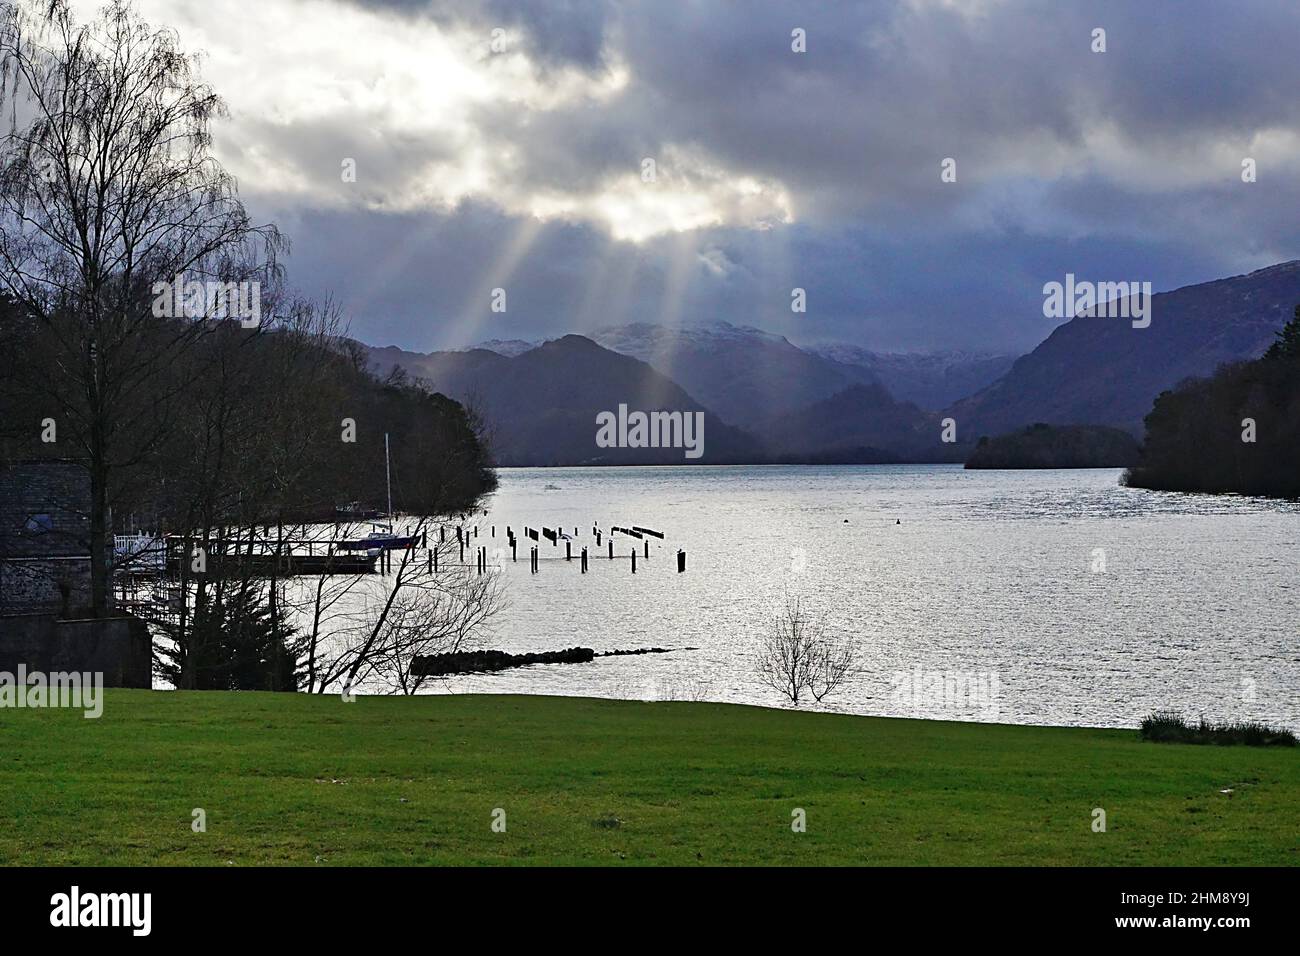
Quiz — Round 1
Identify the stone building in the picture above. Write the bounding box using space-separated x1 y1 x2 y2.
0 459 97 617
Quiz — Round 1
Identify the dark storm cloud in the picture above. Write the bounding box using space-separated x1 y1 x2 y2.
251 0 1300 353
342 0 612 68
477 0 1300 220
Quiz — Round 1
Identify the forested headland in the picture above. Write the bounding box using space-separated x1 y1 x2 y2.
965 423 1140 469
1124 307 1300 498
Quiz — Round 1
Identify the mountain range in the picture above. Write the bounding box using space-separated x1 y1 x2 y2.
365 260 1300 466
368 335 761 465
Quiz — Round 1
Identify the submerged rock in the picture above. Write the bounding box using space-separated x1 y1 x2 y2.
411 647 595 676
411 645 679 676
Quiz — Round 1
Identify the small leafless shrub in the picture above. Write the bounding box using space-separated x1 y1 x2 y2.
755 596 855 706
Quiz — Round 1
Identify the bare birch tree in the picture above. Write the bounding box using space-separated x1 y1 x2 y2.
0 0 283 615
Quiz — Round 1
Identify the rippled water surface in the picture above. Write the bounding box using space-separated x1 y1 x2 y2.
431 465 1300 730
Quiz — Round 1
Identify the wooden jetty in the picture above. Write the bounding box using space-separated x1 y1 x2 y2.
166 552 378 577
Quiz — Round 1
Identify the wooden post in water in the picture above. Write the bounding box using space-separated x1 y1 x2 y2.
434 548 439 573
459 538 465 564
677 549 686 573
440 525 445 543
566 541 572 561
511 539 517 562
608 539 613 560
631 549 636 573
581 547 588 573
644 540 649 559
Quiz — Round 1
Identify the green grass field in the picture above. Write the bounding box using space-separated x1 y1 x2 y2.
1 690 1295 866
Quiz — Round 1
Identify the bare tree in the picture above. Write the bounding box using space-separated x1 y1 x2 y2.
304 520 505 696
755 595 856 706
293 521 371 694
0 0 283 615
369 560 503 695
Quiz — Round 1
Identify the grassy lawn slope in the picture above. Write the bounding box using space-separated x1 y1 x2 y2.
1 690 1295 866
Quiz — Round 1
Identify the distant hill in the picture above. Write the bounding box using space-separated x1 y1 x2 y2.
950 261 1300 435
367 333 956 465
759 383 958 463
809 344 1017 410
365 335 762 466
367 343 505 399
965 424 1140 469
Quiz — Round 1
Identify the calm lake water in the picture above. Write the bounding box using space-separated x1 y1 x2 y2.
430 464 1300 731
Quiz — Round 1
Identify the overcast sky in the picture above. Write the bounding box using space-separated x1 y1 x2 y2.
111 0 1300 354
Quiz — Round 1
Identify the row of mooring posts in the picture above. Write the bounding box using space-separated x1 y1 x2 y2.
525 522 685 574
416 522 686 575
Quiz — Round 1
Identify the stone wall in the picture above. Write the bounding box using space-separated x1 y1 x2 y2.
0 557 93 617
0 614 151 687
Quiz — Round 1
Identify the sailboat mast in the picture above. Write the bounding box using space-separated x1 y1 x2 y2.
385 432 393 518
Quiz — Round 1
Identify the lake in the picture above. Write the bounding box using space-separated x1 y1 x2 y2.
425 464 1300 732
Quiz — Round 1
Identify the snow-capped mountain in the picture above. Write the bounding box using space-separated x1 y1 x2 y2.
587 321 875 428
587 320 1015 421
467 338 537 357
